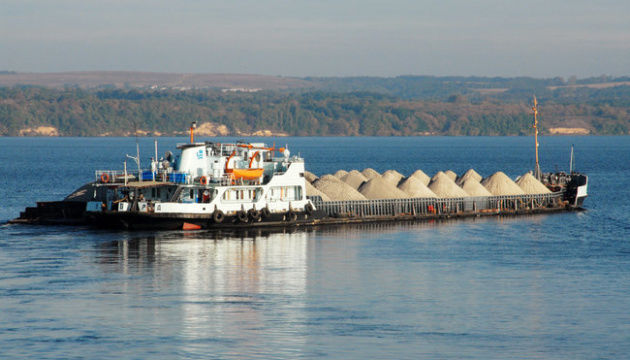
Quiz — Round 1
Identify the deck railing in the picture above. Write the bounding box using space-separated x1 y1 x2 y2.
309 192 563 218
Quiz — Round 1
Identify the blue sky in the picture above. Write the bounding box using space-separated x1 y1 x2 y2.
1 0 628 77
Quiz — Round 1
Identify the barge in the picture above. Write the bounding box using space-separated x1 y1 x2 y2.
10 137 587 231
9 99 588 230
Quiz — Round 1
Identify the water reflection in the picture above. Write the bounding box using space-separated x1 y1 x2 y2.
89 216 558 358
94 229 316 356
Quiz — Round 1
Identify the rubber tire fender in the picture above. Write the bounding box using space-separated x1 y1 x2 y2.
261 207 271 219
304 203 314 215
213 210 225 223
286 210 298 222
237 210 249 223
248 208 261 221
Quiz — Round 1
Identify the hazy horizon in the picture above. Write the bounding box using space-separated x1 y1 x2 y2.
1 0 629 78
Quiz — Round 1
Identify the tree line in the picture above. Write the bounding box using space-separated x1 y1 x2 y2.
0 86 628 136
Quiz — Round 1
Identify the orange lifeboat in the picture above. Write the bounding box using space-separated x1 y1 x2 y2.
231 168 264 180
224 150 264 180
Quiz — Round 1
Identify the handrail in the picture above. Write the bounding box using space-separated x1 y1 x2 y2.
311 192 564 218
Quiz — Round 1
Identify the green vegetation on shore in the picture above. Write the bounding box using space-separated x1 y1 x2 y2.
1 81 629 136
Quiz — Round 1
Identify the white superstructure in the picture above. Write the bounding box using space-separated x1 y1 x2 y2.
88 141 313 222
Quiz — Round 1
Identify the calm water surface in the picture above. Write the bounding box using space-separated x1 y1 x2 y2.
1 136 629 359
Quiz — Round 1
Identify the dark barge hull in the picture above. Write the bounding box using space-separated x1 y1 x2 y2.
84 205 579 231
10 174 587 231
84 210 328 231
83 191 580 231
9 201 88 225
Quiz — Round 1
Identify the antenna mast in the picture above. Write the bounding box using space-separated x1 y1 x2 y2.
532 95 541 180
569 144 574 173
190 121 197 144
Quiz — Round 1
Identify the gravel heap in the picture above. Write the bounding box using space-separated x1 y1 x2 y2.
456 168 482 185
341 170 368 189
428 172 469 198
431 171 446 182
304 170 318 183
313 175 367 201
445 170 458 181
334 169 349 179
317 174 342 184
516 173 551 194
382 170 404 186
482 172 525 196
398 176 437 198
359 176 409 199
361 168 381 180
460 178 492 197
305 181 331 201
410 170 431 186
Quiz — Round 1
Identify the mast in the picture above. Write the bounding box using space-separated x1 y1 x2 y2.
569 144 574 173
190 121 197 144
532 95 541 180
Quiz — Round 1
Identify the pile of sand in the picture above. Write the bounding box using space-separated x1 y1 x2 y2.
460 178 492 197
410 170 431 186
516 173 552 194
361 168 381 180
359 177 409 199
313 176 366 201
382 170 404 186
341 170 368 189
398 176 437 198
482 172 526 196
304 170 318 183
428 172 469 198
457 169 482 185
334 170 349 179
305 181 331 201
431 171 446 182
445 170 458 181
318 174 341 183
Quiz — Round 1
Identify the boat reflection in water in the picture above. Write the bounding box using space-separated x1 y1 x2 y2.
91 216 554 357
95 228 316 355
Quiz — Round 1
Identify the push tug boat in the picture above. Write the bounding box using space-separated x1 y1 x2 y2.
10 99 588 230
86 136 319 230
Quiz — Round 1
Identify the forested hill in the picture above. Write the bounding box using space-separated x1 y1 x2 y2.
1 86 629 136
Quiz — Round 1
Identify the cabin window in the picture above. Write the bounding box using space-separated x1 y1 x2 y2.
269 186 302 201
221 188 261 202
179 188 196 203
197 189 215 203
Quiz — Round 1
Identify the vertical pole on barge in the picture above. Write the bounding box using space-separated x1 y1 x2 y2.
569 144 574 173
190 121 197 144
136 141 141 182
532 96 541 180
